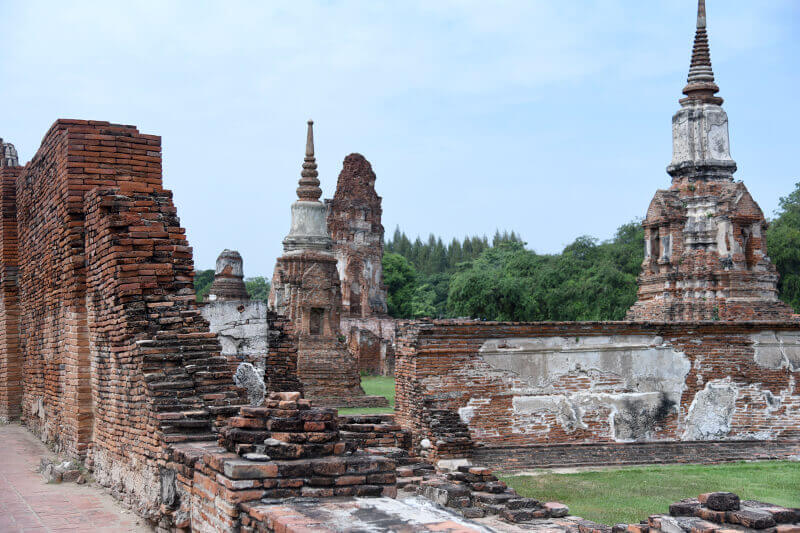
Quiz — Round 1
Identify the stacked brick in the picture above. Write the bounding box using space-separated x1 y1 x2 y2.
0 120 243 519
264 311 303 393
398 464 570 523
338 414 412 450
620 492 800 533
189 392 397 532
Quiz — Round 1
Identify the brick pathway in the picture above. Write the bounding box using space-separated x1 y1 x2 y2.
0 423 151 532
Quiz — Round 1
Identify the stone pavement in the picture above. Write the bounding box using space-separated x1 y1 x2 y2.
0 423 151 533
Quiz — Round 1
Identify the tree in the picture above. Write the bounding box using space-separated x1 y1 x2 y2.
194 269 215 302
382 252 418 318
767 182 800 312
245 276 271 303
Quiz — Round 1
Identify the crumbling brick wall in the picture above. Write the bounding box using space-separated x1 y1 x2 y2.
0 120 250 519
342 316 396 375
395 320 800 462
0 164 20 422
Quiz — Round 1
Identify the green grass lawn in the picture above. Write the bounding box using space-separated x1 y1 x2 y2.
338 375 396 415
502 461 800 526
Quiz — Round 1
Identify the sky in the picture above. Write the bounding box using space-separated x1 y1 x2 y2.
0 0 798 275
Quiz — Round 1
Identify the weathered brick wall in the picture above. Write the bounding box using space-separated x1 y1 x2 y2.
264 311 303 393
0 119 246 520
395 320 800 461
0 165 20 422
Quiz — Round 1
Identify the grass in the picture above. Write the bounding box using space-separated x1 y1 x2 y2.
338 375 396 415
502 461 800 526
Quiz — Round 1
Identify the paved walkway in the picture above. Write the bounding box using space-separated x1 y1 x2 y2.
0 423 151 532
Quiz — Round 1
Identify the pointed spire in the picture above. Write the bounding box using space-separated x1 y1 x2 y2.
296 119 322 201
682 0 722 105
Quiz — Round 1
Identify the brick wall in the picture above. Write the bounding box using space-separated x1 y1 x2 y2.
395 320 800 462
0 119 247 519
0 165 20 422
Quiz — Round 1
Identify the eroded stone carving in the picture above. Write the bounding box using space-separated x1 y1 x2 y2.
233 362 266 406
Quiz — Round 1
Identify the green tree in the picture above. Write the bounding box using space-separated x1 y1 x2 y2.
194 269 215 302
245 276 271 303
767 182 800 312
383 252 418 318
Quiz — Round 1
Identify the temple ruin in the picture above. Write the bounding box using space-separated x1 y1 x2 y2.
268 122 387 407
326 153 396 375
0 1 797 532
626 0 794 322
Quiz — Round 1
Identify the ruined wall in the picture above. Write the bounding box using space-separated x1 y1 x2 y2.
0 120 242 519
0 164 20 422
201 300 303 394
395 320 800 462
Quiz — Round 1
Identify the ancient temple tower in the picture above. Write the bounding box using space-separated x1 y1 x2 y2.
206 249 250 301
627 0 794 322
326 153 388 318
269 122 385 405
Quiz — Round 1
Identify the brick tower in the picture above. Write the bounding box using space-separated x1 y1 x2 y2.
326 153 388 318
627 0 794 321
269 122 385 405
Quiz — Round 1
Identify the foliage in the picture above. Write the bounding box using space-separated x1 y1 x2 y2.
502 461 800 525
245 276 271 303
385 222 644 321
767 182 800 312
194 269 215 302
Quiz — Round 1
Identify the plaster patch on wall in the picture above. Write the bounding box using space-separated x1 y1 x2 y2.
479 336 689 442
682 379 737 441
751 332 800 371
479 335 690 395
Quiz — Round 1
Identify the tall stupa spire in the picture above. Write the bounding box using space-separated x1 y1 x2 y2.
682 0 722 105
282 120 332 253
297 120 322 202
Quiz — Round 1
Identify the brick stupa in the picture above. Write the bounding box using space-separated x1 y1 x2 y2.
627 0 795 322
269 122 387 407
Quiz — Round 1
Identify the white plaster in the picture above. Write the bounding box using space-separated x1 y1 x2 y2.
479 335 690 395
458 406 476 424
751 331 800 372
682 379 737 441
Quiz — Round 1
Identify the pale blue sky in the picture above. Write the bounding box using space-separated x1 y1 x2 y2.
0 1 797 274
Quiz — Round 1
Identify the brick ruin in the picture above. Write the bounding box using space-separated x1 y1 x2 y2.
268 121 387 408
0 120 243 516
326 153 396 375
395 320 800 468
626 1 793 322
0 2 797 532
391 1 800 472
326 153 388 319
201 249 301 393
